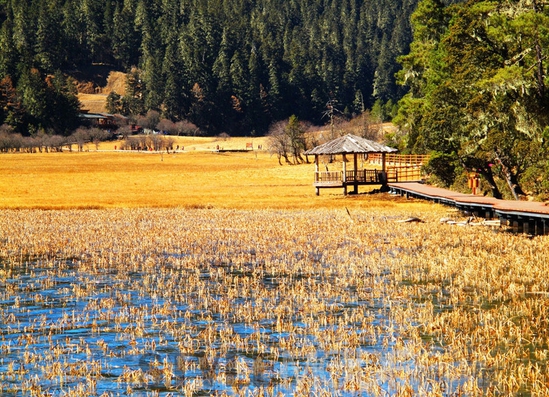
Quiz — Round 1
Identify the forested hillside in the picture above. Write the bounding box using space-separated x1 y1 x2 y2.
0 0 459 136
396 0 549 200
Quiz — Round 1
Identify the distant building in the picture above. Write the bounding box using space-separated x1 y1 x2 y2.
79 112 117 129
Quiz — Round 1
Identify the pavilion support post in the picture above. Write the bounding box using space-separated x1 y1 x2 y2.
380 152 389 192
342 154 347 195
353 153 358 194
314 155 320 196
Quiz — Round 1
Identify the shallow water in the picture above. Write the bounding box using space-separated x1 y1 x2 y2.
2 208 546 396
0 256 403 396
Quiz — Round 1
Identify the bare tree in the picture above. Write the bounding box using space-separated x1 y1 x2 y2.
116 125 133 139
72 128 90 152
121 136 143 150
0 125 16 152
267 121 291 165
87 128 111 150
45 135 66 152
112 114 129 127
147 134 165 151
322 99 346 140
175 120 201 136
25 135 40 153
156 119 176 135
137 110 161 133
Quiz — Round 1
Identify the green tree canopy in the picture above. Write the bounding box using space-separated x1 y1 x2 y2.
396 0 549 200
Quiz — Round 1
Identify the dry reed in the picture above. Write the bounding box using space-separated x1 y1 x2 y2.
0 206 547 396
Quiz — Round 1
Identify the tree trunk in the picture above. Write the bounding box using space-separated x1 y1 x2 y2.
283 153 291 164
495 154 524 200
461 157 503 199
478 168 503 199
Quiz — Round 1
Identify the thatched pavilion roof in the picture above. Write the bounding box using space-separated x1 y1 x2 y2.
304 134 398 155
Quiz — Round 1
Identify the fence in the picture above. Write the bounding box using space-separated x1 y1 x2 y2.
386 166 423 182
367 153 429 167
369 154 429 182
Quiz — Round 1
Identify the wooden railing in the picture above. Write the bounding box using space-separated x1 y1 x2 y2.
368 153 429 167
369 154 428 182
387 166 424 182
314 165 424 185
345 169 381 183
314 171 342 184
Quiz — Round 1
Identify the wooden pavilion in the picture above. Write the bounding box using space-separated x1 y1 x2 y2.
304 134 398 195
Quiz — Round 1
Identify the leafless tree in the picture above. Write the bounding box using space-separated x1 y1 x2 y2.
174 120 201 136
148 134 165 151
117 125 133 139
45 135 66 152
156 119 176 134
164 136 175 152
121 136 142 150
71 128 90 152
137 110 161 132
267 121 291 165
88 128 111 150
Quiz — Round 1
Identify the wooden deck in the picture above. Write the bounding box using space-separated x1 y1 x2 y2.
389 182 549 235
314 167 424 188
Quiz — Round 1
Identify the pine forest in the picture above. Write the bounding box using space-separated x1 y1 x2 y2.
0 0 425 136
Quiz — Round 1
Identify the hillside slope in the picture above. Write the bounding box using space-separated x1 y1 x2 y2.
78 71 126 113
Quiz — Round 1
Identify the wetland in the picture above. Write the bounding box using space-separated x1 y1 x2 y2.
1 207 549 396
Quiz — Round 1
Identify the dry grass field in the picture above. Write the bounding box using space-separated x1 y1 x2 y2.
78 93 109 113
0 136 434 213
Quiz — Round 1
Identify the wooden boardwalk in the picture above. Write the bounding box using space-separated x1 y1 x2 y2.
389 182 549 235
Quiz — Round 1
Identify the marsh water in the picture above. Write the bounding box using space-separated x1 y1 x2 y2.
1 208 546 396
0 257 409 396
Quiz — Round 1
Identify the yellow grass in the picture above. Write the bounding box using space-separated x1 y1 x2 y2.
78 71 127 113
1 205 547 395
78 93 108 113
0 136 434 212
102 71 127 95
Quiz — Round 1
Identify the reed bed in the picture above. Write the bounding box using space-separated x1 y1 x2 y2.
0 207 548 396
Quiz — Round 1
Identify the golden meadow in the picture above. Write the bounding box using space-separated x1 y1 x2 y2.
1 137 549 396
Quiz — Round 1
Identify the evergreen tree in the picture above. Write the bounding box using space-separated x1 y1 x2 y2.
44 71 81 135
62 0 88 68
396 0 549 199
138 4 163 110
0 0 437 136
35 0 65 72
122 67 145 115
82 0 107 63
0 5 17 79
112 3 138 69
17 67 47 133
12 0 34 71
